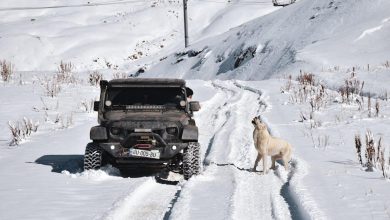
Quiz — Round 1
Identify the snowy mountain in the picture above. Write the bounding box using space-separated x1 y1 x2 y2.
1 0 390 220
143 0 390 80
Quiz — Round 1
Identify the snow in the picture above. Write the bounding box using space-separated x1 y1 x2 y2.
1 0 390 219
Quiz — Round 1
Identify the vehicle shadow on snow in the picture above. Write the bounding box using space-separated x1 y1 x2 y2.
34 155 84 173
34 155 179 184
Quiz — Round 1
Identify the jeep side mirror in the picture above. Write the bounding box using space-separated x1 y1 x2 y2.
189 101 200 112
93 101 100 111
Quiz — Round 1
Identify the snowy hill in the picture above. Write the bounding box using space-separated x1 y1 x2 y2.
1 0 390 220
0 0 277 72
143 0 390 80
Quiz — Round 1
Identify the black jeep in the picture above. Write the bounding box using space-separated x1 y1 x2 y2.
84 78 201 179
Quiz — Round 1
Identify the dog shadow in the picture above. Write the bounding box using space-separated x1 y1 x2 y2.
211 162 262 173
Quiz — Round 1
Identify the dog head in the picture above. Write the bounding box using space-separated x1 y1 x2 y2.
252 116 267 130
251 116 259 126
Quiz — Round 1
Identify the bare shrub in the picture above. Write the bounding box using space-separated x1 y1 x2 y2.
307 129 329 149
316 134 329 149
379 147 387 178
55 61 76 84
296 71 315 86
281 75 293 92
80 99 94 113
112 72 128 79
368 93 372 118
376 137 382 164
355 134 363 166
8 117 39 146
309 112 322 129
384 60 389 69
290 83 328 111
375 99 380 117
375 137 390 179
338 72 364 104
365 130 375 171
62 113 74 128
1 60 14 82
379 90 388 101
58 60 73 74
40 97 59 110
55 113 74 129
309 84 327 112
41 76 61 97
298 111 307 122
88 71 103 86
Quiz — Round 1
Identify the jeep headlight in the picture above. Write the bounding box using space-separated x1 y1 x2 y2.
166 127 178 135
110 127 122 136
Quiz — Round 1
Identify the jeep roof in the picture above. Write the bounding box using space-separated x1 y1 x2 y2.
107 78 186 87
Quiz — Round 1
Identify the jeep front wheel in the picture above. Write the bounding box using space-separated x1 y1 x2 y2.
84 143 103 170
182 142 201 180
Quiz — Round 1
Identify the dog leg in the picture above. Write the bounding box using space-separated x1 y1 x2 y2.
283 144 292 171
253 154 262 171
283 154 290 171
271 156 277 170
263 153 268 174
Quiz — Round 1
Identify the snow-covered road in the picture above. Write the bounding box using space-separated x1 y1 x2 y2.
0 80 309 220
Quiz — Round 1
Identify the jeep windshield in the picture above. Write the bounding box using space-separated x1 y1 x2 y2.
105 87 186 110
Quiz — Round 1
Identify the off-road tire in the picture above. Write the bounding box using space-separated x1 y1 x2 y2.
191 143 201 175
182 142 201 180
84 143 103 170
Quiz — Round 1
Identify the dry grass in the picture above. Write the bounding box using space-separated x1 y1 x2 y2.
338 72 364 104
368 93 372 117
1 60 14 82
55 60 76 84
112 72 128 79
88 71 103 86
288 72 329 112
8 117 39 146
384 60 389 69
281 75 292 92
355 134 363 166
41 76 61 97
365 130 375 171
80 99 94 113
375 99 380 117
296 71 316 86
355 131 390 178
58 60 73 74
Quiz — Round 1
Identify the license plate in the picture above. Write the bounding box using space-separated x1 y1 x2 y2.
129 149 160 159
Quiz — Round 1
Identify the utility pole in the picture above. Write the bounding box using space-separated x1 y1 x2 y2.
183 0 189 48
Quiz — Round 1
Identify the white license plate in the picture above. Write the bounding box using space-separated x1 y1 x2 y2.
129 149 160 159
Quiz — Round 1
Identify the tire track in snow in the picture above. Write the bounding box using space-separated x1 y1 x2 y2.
163 81 239 220
229 81 291 220
234 81 319 220
167 81 291 220
99 178 179 220
163 82 234 220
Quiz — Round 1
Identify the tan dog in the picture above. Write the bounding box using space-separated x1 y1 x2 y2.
252 116 292 174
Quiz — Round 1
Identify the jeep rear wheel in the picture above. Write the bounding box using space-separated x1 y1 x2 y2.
182 142 201 180
84 143 103 170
